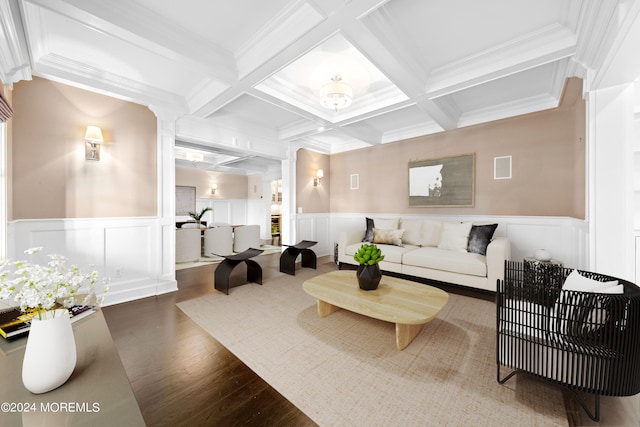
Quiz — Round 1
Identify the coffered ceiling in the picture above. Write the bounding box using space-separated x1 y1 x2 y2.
1 0 638 174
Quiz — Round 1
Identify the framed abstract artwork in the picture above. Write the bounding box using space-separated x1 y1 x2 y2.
408 153 475 207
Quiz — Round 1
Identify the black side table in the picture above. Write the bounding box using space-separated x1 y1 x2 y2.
523 257 564 307
214 248 264 295
279 240 317 275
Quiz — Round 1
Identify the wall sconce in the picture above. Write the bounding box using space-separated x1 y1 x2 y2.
85 126 104 161
313 169 324 187
210 183 218 195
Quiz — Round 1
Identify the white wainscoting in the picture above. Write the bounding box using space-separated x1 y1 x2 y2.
7 217 177 307
293 214 332 258
325 213 589 270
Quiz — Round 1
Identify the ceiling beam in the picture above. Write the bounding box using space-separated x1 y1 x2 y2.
23 0 238 84
192 0 394 119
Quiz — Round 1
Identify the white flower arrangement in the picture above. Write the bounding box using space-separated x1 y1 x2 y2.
0 247 109 319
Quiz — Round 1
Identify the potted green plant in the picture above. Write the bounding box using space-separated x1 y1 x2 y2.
353 243 384 290
188 207 212 227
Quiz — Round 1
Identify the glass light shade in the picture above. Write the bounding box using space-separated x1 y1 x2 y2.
316 169 324 179
85 126 104 142
186 152 204 163
320 75 352 111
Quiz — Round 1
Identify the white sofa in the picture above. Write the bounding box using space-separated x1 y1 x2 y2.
338 217 511 292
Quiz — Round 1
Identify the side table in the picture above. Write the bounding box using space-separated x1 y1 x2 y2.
214 248 264 295
523 257 564 306
279 240 317 275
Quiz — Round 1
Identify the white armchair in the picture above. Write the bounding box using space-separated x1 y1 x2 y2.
175 228 201 263
233 225 261 253
204 226 233 257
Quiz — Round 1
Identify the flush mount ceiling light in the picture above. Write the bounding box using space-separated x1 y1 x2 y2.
320 74 352 112
186 152 204 163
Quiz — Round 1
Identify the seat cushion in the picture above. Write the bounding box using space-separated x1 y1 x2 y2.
345 243 418 264
403 247 487 277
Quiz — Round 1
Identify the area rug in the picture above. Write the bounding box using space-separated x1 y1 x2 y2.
175 244 282 270
177 263 568 427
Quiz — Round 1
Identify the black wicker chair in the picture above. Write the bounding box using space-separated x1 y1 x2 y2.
496 261 640 421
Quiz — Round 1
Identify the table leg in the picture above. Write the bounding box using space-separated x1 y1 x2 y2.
395 323 424 350
317 300 341 317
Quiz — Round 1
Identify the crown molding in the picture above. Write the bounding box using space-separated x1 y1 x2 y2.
0 0 31 85
34 53 187 111
381 121 443 144
457 93 558 129
426 23 576 99
24 0 237 84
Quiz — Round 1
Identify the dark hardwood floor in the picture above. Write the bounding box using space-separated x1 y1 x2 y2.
102 253 318 427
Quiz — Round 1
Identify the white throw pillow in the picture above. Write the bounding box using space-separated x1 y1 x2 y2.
420 220 442 247
400 219 422 246
437 222 472 252
562 270 618 291
373 217 399 230
555 271 624 337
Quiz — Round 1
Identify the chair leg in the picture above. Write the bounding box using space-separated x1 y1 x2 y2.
497 364 519 384
566 389 600 422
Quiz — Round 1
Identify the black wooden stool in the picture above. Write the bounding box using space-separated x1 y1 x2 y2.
279 240 317 275
214 248 264 295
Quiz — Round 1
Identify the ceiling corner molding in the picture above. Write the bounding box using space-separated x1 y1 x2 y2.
236 0 324 79
35 53 187 111
426 23 577 99
381 121 443 144
457 93 558 129
590 0 640 90
0 0 32 84
185 79 230 115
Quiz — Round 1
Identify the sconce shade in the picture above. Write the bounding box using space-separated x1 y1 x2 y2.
211 183 218 195
85 126 104 142
320 75 352 111
313 169 324 187
85 126 103 161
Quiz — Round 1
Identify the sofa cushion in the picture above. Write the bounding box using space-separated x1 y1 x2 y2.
420 220 442 247
438 222 472 252
467 224 498 255
345 242 418 264
403 247 487 277
373 217 400 230
373 228 405 246
400 219 423 245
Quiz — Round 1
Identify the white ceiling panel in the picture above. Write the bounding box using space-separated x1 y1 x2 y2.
2 0 637 174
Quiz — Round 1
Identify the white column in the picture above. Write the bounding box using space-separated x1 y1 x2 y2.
587 83 636 280
281 146 298 246
150 106 180 292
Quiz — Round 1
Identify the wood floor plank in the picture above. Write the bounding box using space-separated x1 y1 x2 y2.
103 253 317 427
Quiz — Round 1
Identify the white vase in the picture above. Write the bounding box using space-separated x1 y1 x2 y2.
22 309 77 394
534 249 552 262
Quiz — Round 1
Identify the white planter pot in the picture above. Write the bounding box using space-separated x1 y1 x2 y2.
22 309 77 394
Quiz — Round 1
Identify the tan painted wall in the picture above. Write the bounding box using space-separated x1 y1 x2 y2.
11 77 157 219
175 166 248 199
305 79 585 219
296 149 330 213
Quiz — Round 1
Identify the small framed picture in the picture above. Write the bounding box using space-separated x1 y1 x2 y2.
350 174 359 190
